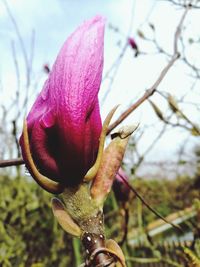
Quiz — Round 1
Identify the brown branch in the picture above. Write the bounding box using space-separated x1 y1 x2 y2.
107 56 179 135
156 90 200 134
0 158 24 168
133 122 169 172
107 3 191 135
109 63 176 134
164 0 199 9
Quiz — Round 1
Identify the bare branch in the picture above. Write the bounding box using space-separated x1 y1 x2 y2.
3 0 31 87
0 158 24 168
107 3 191 134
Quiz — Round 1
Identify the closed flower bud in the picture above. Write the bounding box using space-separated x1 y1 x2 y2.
20 16 105 189
128 37 138 50
113 168 130 202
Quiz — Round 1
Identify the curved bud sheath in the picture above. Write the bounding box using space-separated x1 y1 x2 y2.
91 136 129 206
84 105 119 182
88 246 126 267
22 120 64 194
148 99 164 121
168 94 179 113
82 232 113 266
106 239 126 267
91 125 136 206
51 197 82 237
111 125 139 140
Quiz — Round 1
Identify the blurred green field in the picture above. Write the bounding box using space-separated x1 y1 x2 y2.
1 171 199 267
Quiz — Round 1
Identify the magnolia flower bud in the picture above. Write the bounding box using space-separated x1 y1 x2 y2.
149 99 164 121
128 37 138 50
168 94 179 113
20 16 105 190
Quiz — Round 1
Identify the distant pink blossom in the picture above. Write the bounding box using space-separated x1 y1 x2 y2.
20 16 105 187
128 37 138 50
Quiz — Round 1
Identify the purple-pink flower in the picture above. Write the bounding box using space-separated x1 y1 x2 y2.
20 16 105 187
128 37 138 50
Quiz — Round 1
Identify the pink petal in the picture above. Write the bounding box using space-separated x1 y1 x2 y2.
20 16 105 186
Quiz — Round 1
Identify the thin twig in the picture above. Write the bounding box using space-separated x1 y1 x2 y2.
101 44 128 105
156 90 200 134
163 0 199 9
11 40 20 110
0 158 24 168
107 3 191 134
118 205 129 246
3 0 31 88
107 54 179 135
117 172 183 232
132 119 172 172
